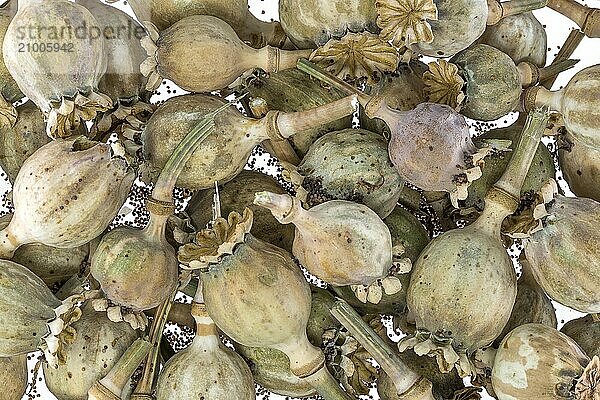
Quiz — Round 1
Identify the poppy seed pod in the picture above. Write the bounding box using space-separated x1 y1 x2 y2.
43 304 139 400
0 1 23 127
561 315 600 359
559 131 600 202
2 0 112 138
0 137 135 259
0 354 27 400
492 324 598 400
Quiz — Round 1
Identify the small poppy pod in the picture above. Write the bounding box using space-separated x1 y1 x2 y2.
559 131 600 202
246 68 352 158
0 354 27 400
186 170 295 252
0 1 23 127
0 259 90 368
524 195 600 313
492 324 599 400
140 15 311 93
43 303 139 400
0 137 135 259
279 0 378 49
561 315 600 359
290 128 404 219
2 0 112 138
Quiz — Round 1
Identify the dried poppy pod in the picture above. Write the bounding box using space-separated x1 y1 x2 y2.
142 92 357 190
559 132 600 202
561 314 600 359
523 64 600 148
178 209 352 399
127 0 286 47
2 0 112 138
375 0 547 58
297 59 486 206
492 324 599 400
0 214 89 287
524 195 600 313
0 137 135 259
424 44 577 120
186 170 295 251
0 1 23 128
547 0 600 38
0 354 27 400
141 15 311 93
43 303 139 400
477 12 547 67
0 259 92 367
246 68 352 158
400 109 549 377
288 128 404 219
156 294 255 400
492 258 557 348
255 193 399 291
279 0 378 49
76 0 148 105
92 105 226 312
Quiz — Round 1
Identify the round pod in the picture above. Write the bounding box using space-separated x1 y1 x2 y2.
186 170 295 252
559 132 600 202
492 324 592 400
279 0 378 48
451 44 521 121
478 12 546 67
247 68 352 157
43 304 139 400
524 195 600 313
0 3 23 106
561 315 600 359
297 128 404 218
0 354 27 400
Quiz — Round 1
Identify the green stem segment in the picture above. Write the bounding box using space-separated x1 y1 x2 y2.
303 365 354 400
541 29 585 89
330 299 424 396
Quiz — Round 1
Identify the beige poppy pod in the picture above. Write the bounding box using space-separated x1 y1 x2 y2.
279 0 378 49
43 304 139 400
141 15 311 93
2 0 112 138
477 12 547 67
0 137 135 259
561 315 600 359
0 354 27 400
524 195 600 313
0 1 23 128
492 324 599 400
559 131 600 202
126 0 286 47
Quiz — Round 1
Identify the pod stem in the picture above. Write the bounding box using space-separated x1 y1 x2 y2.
520 59 579 87
487 0 548 24
131 292 176 398
303 365 354 400
548 0 600 37
494 108 550 199
330 298 423 396
541 29 585 89
89 338 152 400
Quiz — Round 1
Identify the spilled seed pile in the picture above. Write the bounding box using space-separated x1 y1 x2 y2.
0 1 598 400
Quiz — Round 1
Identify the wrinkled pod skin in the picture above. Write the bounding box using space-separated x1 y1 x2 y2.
246 68 352 157
156 304 255 400
450 44 522 121
75 0 148 103
0 137 135 259
561 315 600 359
279 0 378 49
492 324 593 400
334 206 430 315
360 61 428 137
255 193 393 287
2 0 110 137
186 170 295 252
128 0 286 47
524 195 600 313
148 15 311 93
0 213 89 287
477 12 547 67
297 128 404 219
143 93 356 190
0 1 23 107
387 102 477 193
559 131 600 202
43 304 139 400
0 354 27 400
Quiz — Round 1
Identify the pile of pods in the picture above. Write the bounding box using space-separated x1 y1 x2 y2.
0 0 598 399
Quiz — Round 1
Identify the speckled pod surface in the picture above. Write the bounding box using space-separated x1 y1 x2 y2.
0 354 27 400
